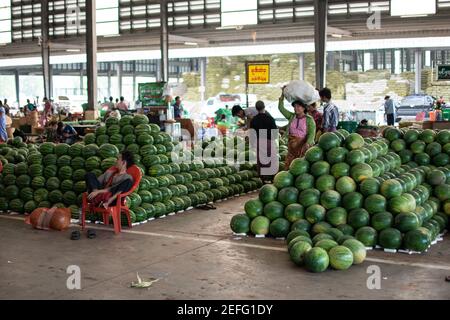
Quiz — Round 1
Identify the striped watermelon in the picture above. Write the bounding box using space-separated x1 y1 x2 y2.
61 180 74 192
74 181 87 194
46 177 60 191
34 188 49 202
96 135 109 145
20 187 34 202
68 143 84 157
49 190 64 204
57 155 72 167
5 185 19 200
84 133 96 145
43 154 57 166
132 115 149 126
123 134 136 145
63 191 77 205
109 133 123 145
119 115 133 127
39 142 55 155
31 176 46 189
98 144 119 160
101 157 117 171
82 144 99 158
71 157 85 170
43 165 58 178
73 169 87 182
55 143 70 156
107 125 121 136
58 166 73 180
24 200 37 214
106 117 119 127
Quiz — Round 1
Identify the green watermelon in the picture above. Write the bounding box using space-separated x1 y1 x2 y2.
326 207 347 227
312 233 334 244
419 129 435 144
318 132 341 151
394 212 420 233
434 184 450 201
304 247 329 273
345 133 365 150
371 211 394 231
269 218 291 238
289 158 310 176
244 199 264 218
310 161 330 177
305 204 326 224
330 162 350 179
305 146 324 163
284 203 304 223
315 175 335 192
364 194 387 214
342 239 366 264
263 201 285 221
328 245 353 270
315 239 338 252
403 228 431 252
298 189 321 207
273 171 294 189
259 184 278 203
335 176 356 195
286 230 310 244
326 147 348 165
355 226 378 247
350 163 373 182
320 190 341 209
342 192 364 211
290 219 311 232
380 179 403 199
378 227 402 249
230 214 250 234
55 143 70 156
295 173 315 191
348 208 370 229
360 178 380 197
250 216 270 235
277 187 299 206
383 127 401 141
289 241 312 265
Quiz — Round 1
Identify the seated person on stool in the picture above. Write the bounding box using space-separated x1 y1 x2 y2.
85 151 135 209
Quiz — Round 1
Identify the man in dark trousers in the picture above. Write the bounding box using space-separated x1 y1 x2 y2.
250 101 278 181
384 95 396 126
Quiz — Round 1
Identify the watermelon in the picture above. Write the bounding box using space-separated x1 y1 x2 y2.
98 144 119 160
305 146 324 163
277 187 299 206
82 144 99 158
380 179 403 198
434 184 450 201
320 190 341 209
263 201 285 221
346 149 365 166
289 241 312 265
394 212 420 233
39 142 55 155
342 239 366 264
403 228 431 252
388 194 416 214
28 164 43 177
282 204 303 223
68 143 83 157
9 199 24 213
364 194 386 214
371 211 394 231
244 199 264 218
269 218 291 238
326 147 348 165
348 208 370 229
342 192 364 211
46 177 60 191
312 233 334 244
404 129 419 144
305 204 326 224
289 158 310 176
350 163 373 182
63 191 77 205
287 230 310 244
359 178 380 197
273 171 294 189
330 162 350 179
304 247 329 273
325 207 347 227
335 176 356 195
230 214 250 234
355 226 378 247
33 188 48 203
345 133 365 150
315 175 335 192
295 173 315 191
415 153 431 166
259 184 278 203
383 127 401 141
31 176 46 189
310 161 330 177
74 181 87 194
250 216 270 235
298 189 320 207
328 245 354 270
419 129 435 144
315 239 338 252
49 190 64 203
311 221 332 236
291 219 311 232
55 143 70 156
433 153 450 167
378 227 402 249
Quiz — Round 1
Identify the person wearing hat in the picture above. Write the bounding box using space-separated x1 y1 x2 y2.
279 87 316 168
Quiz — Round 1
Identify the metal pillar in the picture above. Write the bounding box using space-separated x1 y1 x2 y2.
117 62 123 97
373 51 379 70
382 50 386 70
86 0 97 110
406 49 411 72
391 49 396 74
15 70 20 105
415 49 423 94
199 57 207 103
132 61 136 101
160 0 169 82
314 0 328 89
107 67 112 97
401 49 404 73
352 51 358 71
298 53 305 80
80 71 84 96
41 0 52 99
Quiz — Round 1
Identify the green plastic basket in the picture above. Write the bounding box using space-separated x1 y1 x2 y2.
337 121 358 133
442 109 450 121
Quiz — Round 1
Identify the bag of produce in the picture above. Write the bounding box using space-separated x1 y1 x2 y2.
25 207 71 231
283 80 320 105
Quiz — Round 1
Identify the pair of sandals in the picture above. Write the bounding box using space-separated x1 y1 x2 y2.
70 229 96 240
197 204 216 210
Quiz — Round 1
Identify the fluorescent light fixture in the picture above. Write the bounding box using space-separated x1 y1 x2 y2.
184 41 198 46
331 34 343 38
103 34 121 38
400 14 429 18
391 0 436 17
66 49 81 52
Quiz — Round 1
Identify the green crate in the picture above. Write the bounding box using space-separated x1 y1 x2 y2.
443 109 450 121
337 121 358 133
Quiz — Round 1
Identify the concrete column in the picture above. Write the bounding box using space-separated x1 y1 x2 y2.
86 0 98 110
415 49 423 94
298 53 305 80
382 50 386 70
406 49 412 72
160 0 169 82
117 62 123 97
199 57 206 103
15 70 20 105
351 51 358 71
107 65 112 97
156 60 161 81
41 0 52 99
314 0 328 89
373 51 379 70
132 61 136 101
80 71 83 96
391 49 396 74
400 49 404 73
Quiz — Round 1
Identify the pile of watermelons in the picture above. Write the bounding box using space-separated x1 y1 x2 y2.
230 128 449 273
0 114 262 224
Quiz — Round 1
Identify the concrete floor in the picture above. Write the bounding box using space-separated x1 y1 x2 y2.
0 193 449 300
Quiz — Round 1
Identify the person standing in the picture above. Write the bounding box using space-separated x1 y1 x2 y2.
384 95 395 126
3 99 10 116
116 96 128 111
279 88 316 168
308 102 323 139
25 99 36 114
0 104 7 143
173 96 184 119
320 88 339 132
40 97 52 127
250 101 278 178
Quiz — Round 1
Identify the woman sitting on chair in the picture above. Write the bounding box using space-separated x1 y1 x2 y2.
85 151 135 209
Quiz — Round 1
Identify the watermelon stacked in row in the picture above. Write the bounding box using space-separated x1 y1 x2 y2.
0 114 261 224
231 129 449 273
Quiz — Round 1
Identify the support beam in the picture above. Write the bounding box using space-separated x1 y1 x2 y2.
160 0 169 83
132 61 136 101
382 50 386 70
406 49 411 72
86 0 98 111
373 51 378 70
199 57 206 103
391 49 396 74
41 0 52 99
314 0 328 89
298 53 305 80
415 49 423 94
352 51 358 71
80 71 83 96
15 70 20 105
117 62 123 97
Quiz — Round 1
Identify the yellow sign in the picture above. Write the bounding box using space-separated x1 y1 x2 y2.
246 62 270 84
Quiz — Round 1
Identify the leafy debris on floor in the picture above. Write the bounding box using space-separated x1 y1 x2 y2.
130 272 160 289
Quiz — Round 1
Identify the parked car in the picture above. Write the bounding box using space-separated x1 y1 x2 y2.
396 94 435 120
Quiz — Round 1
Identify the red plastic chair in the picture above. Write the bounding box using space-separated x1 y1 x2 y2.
81 165 142 234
